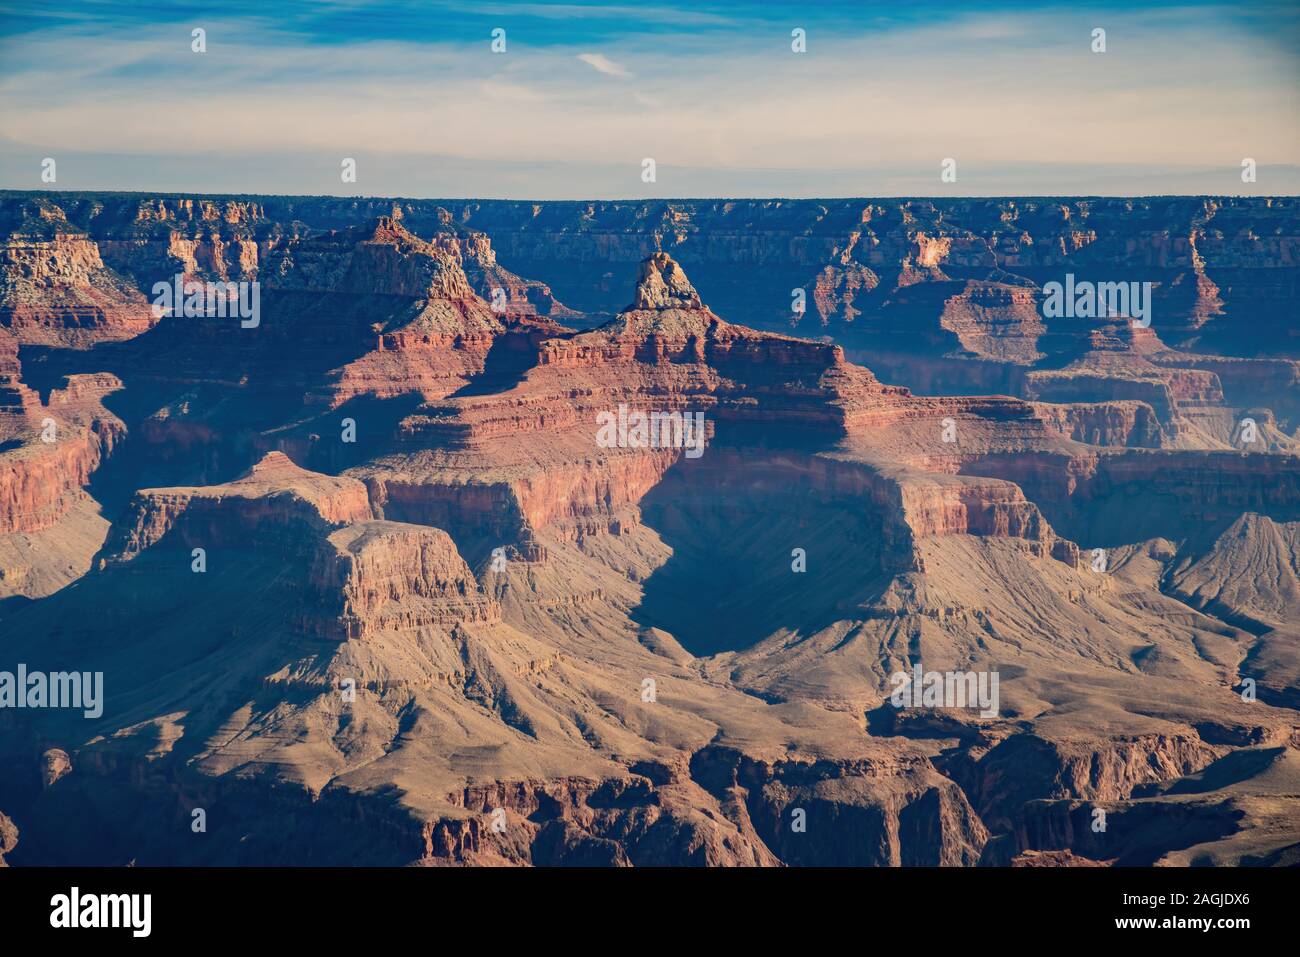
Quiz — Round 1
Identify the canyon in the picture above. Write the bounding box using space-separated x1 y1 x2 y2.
0 192 1297 867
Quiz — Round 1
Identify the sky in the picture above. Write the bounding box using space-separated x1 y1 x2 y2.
0 0 1297 198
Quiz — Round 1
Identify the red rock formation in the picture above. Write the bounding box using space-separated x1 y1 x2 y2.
1029 400 1162 447
345 255 1082 581
307 521 499 640
107 451 371 563
41 748 72 788
0 203 157 347
0 810 16 866
0 334 123 536
1011 849 1108 866
2 193 1299 870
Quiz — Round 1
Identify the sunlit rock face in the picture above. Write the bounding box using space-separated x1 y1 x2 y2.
0 191 1298 867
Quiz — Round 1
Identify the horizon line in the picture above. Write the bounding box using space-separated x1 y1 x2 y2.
5 188 1298 203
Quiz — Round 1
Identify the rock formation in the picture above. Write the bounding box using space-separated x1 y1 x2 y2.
0 191 1298 868
0 810 16 865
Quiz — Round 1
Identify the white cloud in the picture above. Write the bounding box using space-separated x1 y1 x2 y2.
576 52 632 78
0 8 1295 197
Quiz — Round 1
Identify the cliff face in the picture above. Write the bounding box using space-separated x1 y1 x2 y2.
0 329 124 596
107 451 373 562
308 521 500 640
0 810 16 866
8 192 1293 447
342 254 1082 582
0 226 157 347
6 193 1294 345
298 196 1294 357
1 191 1299 869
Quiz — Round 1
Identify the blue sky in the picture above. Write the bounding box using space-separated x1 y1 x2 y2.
1 1 1297 197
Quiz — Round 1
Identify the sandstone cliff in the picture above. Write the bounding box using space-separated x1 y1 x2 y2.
1 194 1298 869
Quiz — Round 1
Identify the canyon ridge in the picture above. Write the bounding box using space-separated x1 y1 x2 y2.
1 192 1298 867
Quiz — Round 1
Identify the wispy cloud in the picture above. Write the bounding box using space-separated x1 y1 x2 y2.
0 2 1295 197
576 52 631 77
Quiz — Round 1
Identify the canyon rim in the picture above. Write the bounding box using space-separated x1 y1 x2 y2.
1 193 1298 873
1 0 1298 941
